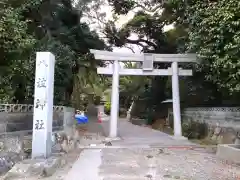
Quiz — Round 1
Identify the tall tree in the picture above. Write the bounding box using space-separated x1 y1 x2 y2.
106 0 240 107
0 0 107 106
0 3 36 103
105 0 182 113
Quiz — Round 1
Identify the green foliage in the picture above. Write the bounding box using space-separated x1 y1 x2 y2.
104 101 111 115
3 0 240 109
72 69 109 108
0 6 36 103
107 0 240 109
0 0 107 105
33 38 75 105
103 101 127 116
0 7 35 54
105 0 188 116
93 96 101 105
184 0 240 93
182 120 208 139
169 115 208 139
119 62 150 108
108 0 135 15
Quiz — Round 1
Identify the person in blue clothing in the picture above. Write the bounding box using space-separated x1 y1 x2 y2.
75 110 88 124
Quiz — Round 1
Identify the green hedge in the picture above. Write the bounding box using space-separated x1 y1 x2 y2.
104 102 127 117
104 101 111 115
169 114 208 139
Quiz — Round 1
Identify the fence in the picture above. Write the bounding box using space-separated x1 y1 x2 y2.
168 107 240 143
169 107 240 128
0 104 75 135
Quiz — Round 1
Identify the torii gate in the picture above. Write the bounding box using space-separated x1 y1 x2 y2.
90 49 196 139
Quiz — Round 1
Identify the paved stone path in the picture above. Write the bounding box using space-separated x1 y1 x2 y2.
65 119 240 180
101 120 193 146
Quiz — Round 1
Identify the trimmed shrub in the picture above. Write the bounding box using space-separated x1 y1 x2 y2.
104 101 111 115
169 114 208 139
182 120 208 139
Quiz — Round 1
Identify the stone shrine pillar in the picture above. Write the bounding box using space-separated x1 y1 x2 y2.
32 52 55 158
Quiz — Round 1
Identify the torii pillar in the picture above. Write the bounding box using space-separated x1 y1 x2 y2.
110 60 120 137
90 49 196 139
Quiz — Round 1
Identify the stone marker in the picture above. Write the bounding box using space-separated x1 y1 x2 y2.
32 52 55 158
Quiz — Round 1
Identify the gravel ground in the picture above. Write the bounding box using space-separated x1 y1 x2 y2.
100 148 240 180
27 120 240 180
0 120 105 180
42 122 106 180
10 119 240 180
99 120 240 180
38 149 83 180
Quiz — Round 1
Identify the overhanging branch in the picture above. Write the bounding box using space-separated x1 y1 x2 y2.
126 38 157 49
133 2 163 14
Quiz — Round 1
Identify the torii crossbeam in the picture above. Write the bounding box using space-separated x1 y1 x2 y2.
90 49 197 139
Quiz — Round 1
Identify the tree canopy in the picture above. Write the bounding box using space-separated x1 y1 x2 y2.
1 0 240 110
0 0 108 107
105 0 240 108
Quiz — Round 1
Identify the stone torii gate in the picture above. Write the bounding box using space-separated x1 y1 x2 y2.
90 49 196 139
